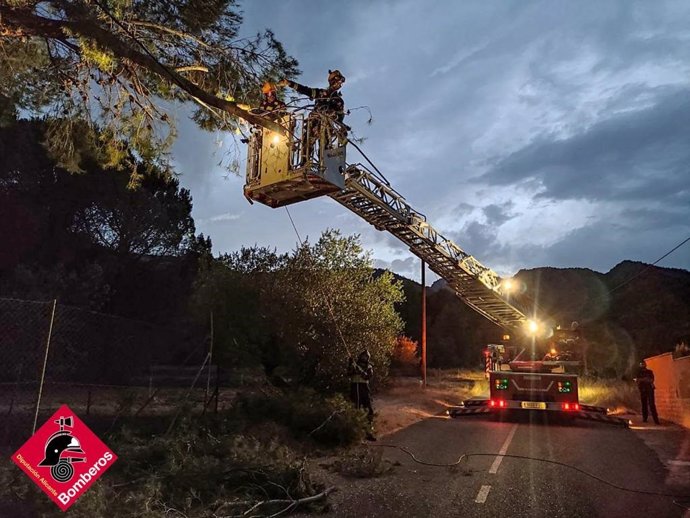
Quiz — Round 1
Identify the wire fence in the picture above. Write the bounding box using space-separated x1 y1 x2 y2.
0 297 248 447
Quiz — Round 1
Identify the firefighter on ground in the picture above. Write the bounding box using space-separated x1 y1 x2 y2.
348 349 376 440
279 70 347 164
634 360 660 425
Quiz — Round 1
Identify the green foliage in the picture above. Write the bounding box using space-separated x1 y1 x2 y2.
191 230 405 391
1 0 300 175
234 389 369 447
191 246 287 367
274 230 405 390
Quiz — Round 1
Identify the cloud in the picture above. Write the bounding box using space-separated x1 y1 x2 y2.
480 89 690 206
172 0 690 277
197 212 242 224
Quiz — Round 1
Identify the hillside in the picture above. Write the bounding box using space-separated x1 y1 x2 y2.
397 261 690 375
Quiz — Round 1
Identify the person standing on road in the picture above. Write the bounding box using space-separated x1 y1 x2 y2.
348 349 376 440
634 360 660 425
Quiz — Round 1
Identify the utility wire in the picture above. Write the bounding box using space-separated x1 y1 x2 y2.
608 236 690 293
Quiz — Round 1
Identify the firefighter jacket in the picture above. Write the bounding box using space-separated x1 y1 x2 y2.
635 366 655 389
251 97 286 120
348 359 373 384
285 80 345 123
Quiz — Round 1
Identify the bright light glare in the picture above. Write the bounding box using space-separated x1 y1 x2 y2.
550 348 557 355
501 279 514 293
526 319 540 334
271 134 281 144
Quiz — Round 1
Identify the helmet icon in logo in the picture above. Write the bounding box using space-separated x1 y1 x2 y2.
38 416 86 483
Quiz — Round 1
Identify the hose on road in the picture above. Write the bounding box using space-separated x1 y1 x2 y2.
371 444 690 510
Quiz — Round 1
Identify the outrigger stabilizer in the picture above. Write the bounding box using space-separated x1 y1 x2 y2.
448 399 630 427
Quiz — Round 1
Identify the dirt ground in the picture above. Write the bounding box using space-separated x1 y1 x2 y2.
374 371 488 437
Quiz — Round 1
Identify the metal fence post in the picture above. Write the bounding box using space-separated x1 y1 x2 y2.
205 311 214 404
32 299 57 434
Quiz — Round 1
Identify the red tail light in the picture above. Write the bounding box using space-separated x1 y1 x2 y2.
562 403 580 411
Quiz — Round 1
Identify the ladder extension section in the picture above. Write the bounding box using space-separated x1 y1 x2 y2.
330 164 530 331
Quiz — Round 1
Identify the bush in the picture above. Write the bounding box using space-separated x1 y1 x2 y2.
0 418 328 518
391 335 420 376
234 388 369 447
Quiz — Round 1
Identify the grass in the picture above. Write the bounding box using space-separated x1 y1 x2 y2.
578 377 640 414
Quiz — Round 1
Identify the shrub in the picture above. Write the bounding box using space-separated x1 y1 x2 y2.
234 388 368 447
0 419 328 518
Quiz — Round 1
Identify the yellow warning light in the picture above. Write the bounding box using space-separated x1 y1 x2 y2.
550 348 557 356
502 334 511 342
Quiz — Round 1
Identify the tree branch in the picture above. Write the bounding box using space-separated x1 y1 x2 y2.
0 5 286 134
129 20 213 48
175 65 209 74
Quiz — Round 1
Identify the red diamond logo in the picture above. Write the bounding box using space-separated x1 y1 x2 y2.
11 404 117 511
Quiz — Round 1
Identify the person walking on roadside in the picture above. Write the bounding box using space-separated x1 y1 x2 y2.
348 349 376 440
634 360 660 425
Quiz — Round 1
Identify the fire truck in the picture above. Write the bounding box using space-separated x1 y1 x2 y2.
485 332 582 414
463 328 627 425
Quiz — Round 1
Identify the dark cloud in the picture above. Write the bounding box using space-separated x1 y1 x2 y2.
483 202 516 226
481 89 690 207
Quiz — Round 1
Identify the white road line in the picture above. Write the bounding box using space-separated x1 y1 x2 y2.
475 485 491 504
489 423 518 474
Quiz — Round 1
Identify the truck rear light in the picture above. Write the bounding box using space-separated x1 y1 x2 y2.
489 399 507 408
562 403 580 411
499 400 507 408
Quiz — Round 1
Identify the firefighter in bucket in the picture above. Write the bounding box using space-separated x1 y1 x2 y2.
279 69 348 165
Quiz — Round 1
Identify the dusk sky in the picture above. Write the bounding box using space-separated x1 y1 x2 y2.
171 0 690 283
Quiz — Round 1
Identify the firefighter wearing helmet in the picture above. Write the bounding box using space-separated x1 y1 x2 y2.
347 349 376 440
279 69 348 165
251 82 286 120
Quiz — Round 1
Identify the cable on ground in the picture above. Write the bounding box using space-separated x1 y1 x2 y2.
370 443 690 508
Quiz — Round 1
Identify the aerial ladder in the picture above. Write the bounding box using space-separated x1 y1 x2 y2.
243 110 531 334
241 107 628 427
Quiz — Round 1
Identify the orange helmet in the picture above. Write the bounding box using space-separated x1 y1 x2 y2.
262 82 275 95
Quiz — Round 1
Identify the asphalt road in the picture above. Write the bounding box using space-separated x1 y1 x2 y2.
319 412 690 517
